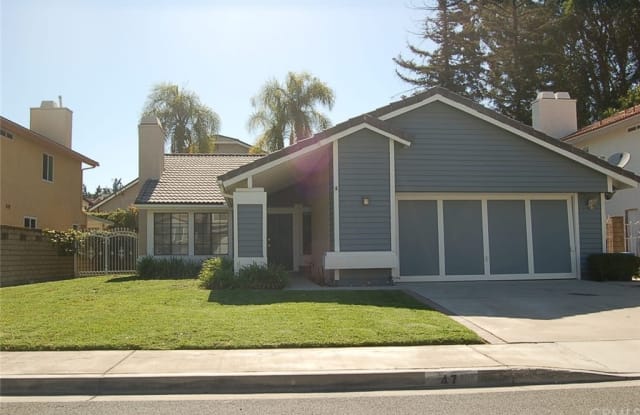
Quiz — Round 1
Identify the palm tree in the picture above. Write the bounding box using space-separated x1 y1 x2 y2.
248 72 335 152
142 83 221 153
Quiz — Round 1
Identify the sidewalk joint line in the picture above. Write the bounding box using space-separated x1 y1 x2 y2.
104 351 136 375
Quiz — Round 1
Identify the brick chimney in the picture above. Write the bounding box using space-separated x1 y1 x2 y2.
30 98 73 148
138 116 165 182
532 91 577 139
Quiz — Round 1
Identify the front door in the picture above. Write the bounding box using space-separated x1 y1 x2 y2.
267 213 293 270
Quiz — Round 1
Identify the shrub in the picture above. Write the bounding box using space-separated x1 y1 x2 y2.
198 257 235 289
587 253 640 281
43 229 86 256
236 263 289 289
136 256 201 279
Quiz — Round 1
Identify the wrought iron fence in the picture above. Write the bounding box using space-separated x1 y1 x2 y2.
76 228 138 275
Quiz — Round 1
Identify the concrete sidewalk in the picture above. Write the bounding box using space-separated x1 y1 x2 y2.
2 341 639 396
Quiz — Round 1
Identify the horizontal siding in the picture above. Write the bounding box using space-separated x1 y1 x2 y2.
338 130 391 251
391 102 608 193
578 193 603 277
237 204 263 257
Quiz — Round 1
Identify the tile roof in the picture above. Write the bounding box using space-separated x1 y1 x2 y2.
563 104 640 140
135 154 263 205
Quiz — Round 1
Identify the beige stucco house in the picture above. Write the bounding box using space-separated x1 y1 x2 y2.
1 101 99 230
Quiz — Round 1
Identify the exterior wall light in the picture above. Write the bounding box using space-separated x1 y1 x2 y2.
362 197 370 206
587 196 599 210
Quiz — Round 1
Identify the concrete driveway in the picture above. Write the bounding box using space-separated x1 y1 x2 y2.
404 280 640 343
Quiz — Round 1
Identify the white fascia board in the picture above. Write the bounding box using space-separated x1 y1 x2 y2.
380 94 637 188
324 251 397 270
221 123 410 188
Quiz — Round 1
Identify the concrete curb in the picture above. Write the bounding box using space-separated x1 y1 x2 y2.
2 368 637 396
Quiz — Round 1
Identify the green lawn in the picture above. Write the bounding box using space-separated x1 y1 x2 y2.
0 275 482 350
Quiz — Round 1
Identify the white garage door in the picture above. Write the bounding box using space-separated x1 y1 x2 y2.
397 194 577 281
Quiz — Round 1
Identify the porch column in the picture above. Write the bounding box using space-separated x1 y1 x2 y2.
233 188 267 273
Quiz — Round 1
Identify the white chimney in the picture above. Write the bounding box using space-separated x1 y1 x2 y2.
30 100 73 148
532 91 577 139
138 116 165 182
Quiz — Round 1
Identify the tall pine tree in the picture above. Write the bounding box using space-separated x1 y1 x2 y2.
394 0 485 101
479 0 558 124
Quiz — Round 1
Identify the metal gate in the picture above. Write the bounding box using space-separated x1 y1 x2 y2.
76 229 138 275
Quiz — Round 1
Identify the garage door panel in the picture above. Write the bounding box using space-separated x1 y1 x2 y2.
488 200 528 274
444 200 484 275
399 200 439 276
531 200 572 274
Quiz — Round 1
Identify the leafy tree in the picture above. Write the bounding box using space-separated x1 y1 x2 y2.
142 83 221 153
601 85 640 118
111 178 123 193
557 0 640 124
396 0 640 126
394 0 485 101
248 72 335 152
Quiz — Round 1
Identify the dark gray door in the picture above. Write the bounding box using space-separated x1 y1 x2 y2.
267 213 293 270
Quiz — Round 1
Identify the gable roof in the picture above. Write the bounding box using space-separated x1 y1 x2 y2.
563 104 640 142
88 178 140 212
220 87 640 189
0 116 99 166
135 154 263 205
215 134 253 149
218 114 412 186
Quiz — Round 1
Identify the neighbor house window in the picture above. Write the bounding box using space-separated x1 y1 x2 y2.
154 213 188 255
24 216 37 229
42 154 54 182
194 212 229 255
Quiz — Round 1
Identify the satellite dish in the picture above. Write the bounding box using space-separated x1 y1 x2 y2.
608 152 631 168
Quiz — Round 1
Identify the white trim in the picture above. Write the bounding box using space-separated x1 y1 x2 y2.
221 123 411 188
566 199 577 275
572 194 582 279
379 94 637 188
334 269 340 281
607 176 613 193
247 175 253 188
525 200 535 274
397 193 578 280
436 199 445 277
187 212 195 257
396 274 576 283
324 251 397 270
481 199 490 276
601 192 607 253
389 139 399 279
332 140 340 252
232 189 267 272
146 211 154 255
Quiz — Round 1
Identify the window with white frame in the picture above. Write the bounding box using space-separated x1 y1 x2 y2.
42 154 54 182
154 213 188 255
194 212 229 255
24 216 37 229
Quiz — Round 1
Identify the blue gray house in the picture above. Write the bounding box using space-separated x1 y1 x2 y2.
134 87 639 285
